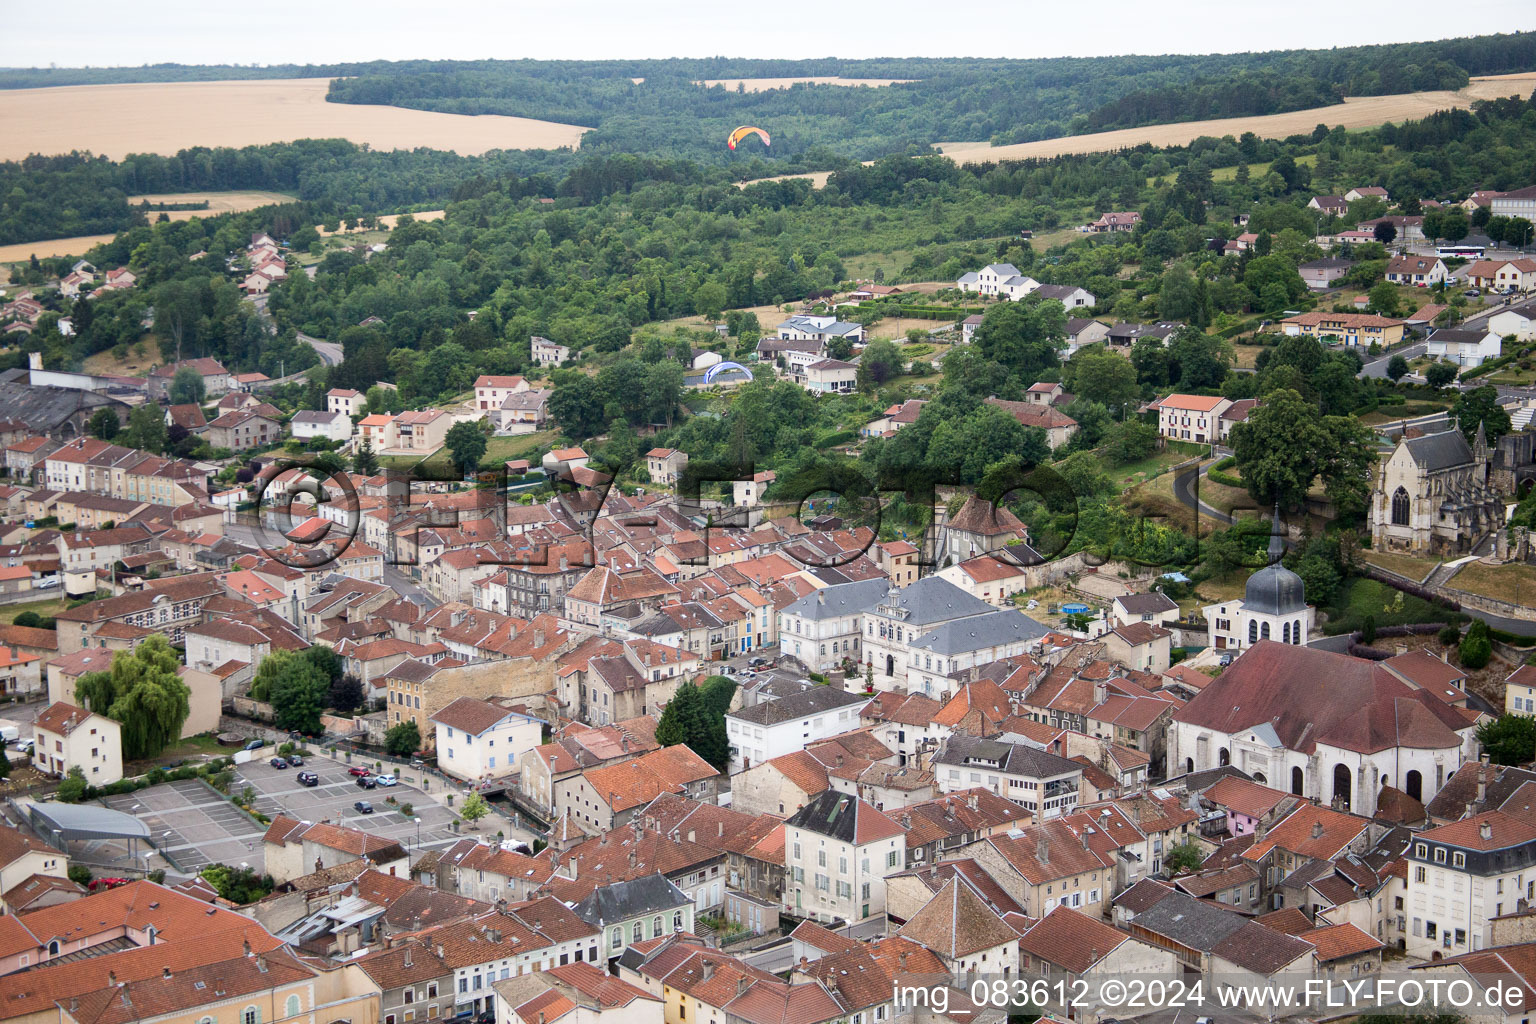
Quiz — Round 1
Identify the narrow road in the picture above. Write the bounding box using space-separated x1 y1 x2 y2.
1171 459 1235 527
297 331 343 366
1360 342 1425 379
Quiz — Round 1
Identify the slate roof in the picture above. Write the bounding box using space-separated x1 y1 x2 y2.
933 734 1083 780
1401 429 1474 472
781 578 890 621
571 873 692 924
785 790 904 845
727 685 869 726
873 575 995 626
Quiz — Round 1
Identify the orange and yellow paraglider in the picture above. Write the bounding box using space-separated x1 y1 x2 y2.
727 125 770 151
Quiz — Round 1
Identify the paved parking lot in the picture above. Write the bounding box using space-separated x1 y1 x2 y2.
99 778 266 874
228 757 465 860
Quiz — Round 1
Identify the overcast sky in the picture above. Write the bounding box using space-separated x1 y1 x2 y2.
5 0 1536 66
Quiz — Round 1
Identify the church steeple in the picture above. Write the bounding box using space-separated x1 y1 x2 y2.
1268 502 1285 564
1474 419 1490 464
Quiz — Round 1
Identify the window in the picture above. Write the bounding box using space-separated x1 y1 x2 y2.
243 1009 261 1024
653 915 663 937
611 926 623 948
1453 852 1466 868
1434 848 1447 864
1392 487 1410 526
285 996 301 1018
1415 866 1426 884
887 850 900 868
632 921 644 942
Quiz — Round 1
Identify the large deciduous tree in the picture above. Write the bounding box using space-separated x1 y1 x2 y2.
73 636 190 761
444 420 489 477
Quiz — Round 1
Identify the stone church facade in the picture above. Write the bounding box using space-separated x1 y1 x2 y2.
1370 427 1504 558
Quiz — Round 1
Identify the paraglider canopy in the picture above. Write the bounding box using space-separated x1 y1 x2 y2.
728 125 771 150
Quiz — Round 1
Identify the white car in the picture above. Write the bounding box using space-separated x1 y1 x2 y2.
373 773 398 787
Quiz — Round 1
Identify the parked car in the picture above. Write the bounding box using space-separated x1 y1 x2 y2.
748 656 767 668
354 801 374 814
373 773 398 787
296 771 319 787
347 765 372 777
14 739 34 753
1467 288 1482 297
269 757 289 769
286 755 304 766
33 578 58 589
88 877 129 891
244 739 265 751
356 775 377 789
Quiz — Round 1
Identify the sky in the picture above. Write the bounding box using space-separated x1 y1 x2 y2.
4 0 1536 67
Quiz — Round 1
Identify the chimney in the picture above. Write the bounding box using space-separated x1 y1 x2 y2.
628 849 638 868
1311 821 1324 840
737 977 750 997
899 952 908 971
243 940 252 957
108 972 118 987
567 855 578 879
1478 759 1490 805
621 735 629 753
28 352 41 371
718 821 724 838
1081 829 1091 850
1038 836 1050 866
403 947 413 968
967 793 978 812
436 944 445 959
1093 680 1106 705
1481 821 1494 842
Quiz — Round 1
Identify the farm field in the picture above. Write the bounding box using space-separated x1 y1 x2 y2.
83 336 163 377
318 210 445 237
128 191 296 220
1 78 589 161
934 74 1536 165
0 234 119 263
697 77 915 92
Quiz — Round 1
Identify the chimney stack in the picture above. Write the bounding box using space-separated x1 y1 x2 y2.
702 959 715 981
403 947 412 968
1038 836 1050 866
1482 821 1494 841
1311 821 1324 840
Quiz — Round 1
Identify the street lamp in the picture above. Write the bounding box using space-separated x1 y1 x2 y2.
413 817 422 849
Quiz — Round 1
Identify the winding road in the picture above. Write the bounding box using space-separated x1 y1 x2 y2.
297 331 342 366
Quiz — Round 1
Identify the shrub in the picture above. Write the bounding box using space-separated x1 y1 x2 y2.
1439 623 1463 647
1461 619 1493 670
67 864 93 886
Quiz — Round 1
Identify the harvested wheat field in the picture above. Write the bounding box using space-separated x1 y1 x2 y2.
0 234 119 263
1 78 589 161
317 210 445 237
735 170 836 189
128 191 297 220
935 74 1536 164
697 77 915 92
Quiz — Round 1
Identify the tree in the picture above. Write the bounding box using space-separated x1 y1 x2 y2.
88 407 120 441
1368 281 1400 317
1360 614 1377 645
1425 361 1459 389
1386 354 1410 382
73 636 189 760
1068 350 1140 417
67 864 93 886
1452 386 1513 446
353 437 379 476
200 864 275 904
460 790 490 828
693 282 727 320
56 766 88 803
169 366 206 405
972 299 1063 380
328 674 366 714
1460 618 1492 670
1167 328 1233 391
444 421 488 477
1373 220 1397 245
119 403 168 454
656 681 702 747
1102 420 1159 464
1438 211 1469 244
385 721 421 756
1230 389 1375 511
268 660 327 735
856 339 904 390
1164 841 1204 874
1477 714 1536 766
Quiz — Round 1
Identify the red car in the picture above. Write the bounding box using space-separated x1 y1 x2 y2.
89 878 129 891
347 766 372 777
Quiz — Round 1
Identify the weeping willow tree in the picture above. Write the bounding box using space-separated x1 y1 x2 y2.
74 635 190 760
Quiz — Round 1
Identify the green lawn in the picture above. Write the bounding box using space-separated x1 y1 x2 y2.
1319 576 1461 636
1107 450 1187 490
0 595 68 625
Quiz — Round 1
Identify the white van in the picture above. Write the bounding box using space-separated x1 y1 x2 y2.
0 724 20 744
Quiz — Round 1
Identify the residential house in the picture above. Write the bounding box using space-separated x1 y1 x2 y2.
957 264 1039 300
1152 393 1232 443
431 696 545 785
498 389 551 434
1404 811 1536 957
1466 257 1536 292
147 357 229 399
574 875 696 961
1018 907 1179 1023
562 744 718 832
1033 283 1095 309
783 790 906 925
933 735 1083 819
1063 317 1111 357
31 701 122 784
984 397 1079 450
1101 622 1174 674
645 449 690 486
1280 312 1406 348
531 336 573 367
1428 327 1502 368
291 409 352 443
732 470 776 506
474 374 530 413
1089 212 1140 233
1488 300 1536 342
725 685 872 773
203 407 282 451
327 388 363 417
262 814 409 884
1386 255 1447 287
861 400 926 438
801 359 857 394
1308 196 1350 217
775 315 865 346
1299 258 1353 290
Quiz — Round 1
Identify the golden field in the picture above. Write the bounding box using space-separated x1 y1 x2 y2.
1 78 589 161
128 191 297 220
697 77 915 92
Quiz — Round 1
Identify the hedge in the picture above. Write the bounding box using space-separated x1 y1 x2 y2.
1207 455 1242 488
